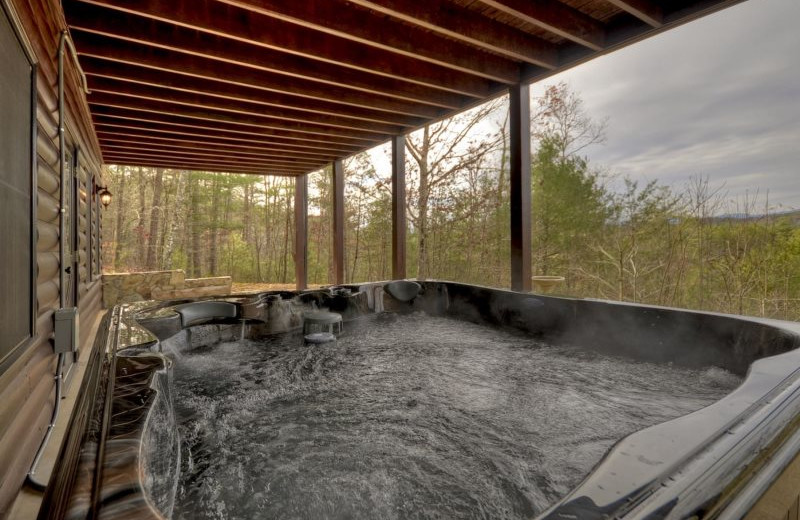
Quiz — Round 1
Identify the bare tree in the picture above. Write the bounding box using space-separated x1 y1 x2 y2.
533 82 607 160
111 165 127 271
162 170 186 269
145 168 164 270
405 99 504 279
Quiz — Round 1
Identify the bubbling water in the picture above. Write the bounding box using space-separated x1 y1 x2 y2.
171 313 741 520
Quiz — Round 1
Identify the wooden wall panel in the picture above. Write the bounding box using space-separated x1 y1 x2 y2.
0 344 52 438
36 279 59 312
36 129 58 172
37 189 59 223
78 282 103 349
0 380 54 510
36 310 54 339
0 0 106 515
37 252 59 283
37 161 58 195
37 221 59 252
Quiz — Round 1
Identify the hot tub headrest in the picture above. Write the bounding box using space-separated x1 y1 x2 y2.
385 280 421 303
175 301 238 328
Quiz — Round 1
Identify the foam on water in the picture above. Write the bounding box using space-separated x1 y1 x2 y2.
171 313 741 520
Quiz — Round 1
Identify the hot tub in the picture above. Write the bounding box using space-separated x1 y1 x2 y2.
60 281 800 519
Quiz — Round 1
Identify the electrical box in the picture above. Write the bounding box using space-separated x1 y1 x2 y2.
54 307 79 354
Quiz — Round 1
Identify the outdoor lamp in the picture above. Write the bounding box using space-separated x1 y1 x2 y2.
96 185 112 207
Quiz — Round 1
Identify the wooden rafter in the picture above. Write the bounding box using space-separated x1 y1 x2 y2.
103 152 319 171
86 76 407 135
92 116 364 151
92 120 363 154
69 29 457 114
100 142 325 166
104 158 308 176
346 0 558 67
477 0 606 50
68 0 493 97
103 148 322 170
65 7 466 109
97 134 339 160
604 0 663 27
218 0 521 83
82 57 429 127
87 94 387 143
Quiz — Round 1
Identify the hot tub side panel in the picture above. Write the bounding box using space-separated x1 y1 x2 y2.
439 281 798 375
561 300 800 375
437 282 571 335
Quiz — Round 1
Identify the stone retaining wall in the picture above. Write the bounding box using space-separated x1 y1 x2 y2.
102 270 232 308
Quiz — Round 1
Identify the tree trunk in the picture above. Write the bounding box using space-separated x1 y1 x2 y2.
145 168 164 270
243 181 251 243
157 174 172 267
416 126 431 280
190 174 202 278
209 174 220 276
112 166 127 271
163 171 186 269
136 167 148 269
281 179 291 283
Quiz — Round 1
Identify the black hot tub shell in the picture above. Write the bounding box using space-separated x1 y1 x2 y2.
54 281 800 519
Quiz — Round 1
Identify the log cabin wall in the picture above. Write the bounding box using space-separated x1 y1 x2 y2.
0 0 104 515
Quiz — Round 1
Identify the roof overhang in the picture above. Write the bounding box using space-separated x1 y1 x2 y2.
61 0 747 176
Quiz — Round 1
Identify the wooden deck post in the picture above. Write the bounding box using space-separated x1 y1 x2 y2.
294 174 308 290
510 83 531 292
391 135 406 280
332 159 345 284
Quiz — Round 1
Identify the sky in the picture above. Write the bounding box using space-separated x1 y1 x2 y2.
529 0 800 210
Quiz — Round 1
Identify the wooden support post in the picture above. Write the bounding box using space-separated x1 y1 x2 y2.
332 159 345 284
294 174 308 290
510 83 531 292
391 135 406 280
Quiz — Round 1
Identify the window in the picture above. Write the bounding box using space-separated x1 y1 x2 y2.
0 3 36 373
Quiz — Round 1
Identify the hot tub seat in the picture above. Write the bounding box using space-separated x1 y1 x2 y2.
174 301 238 328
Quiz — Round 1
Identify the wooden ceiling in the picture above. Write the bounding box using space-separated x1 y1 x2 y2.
62 0 744 176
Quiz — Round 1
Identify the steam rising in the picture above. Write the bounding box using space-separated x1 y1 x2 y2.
171 314 740 519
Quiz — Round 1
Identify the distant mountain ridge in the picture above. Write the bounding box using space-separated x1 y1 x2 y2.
712 208 800 222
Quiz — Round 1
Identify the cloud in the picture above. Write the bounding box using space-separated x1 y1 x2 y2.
531 0 800 208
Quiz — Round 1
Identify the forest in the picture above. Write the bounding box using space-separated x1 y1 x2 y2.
102 83 800 321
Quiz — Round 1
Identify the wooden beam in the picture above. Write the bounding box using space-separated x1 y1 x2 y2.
97 133 338 160
65 0 492 98
100 143 323 167
86 75 407 135
86 81 401 137
102 147 322 168
294 174 308 290
477 0 605 51
332 159 345 285
65 8 464 110
509 83 531 292
92 115 364 153
102 150 321 170
347 0 558 68
219 0 521 83
71 31 449 116
604 0 663 27
82 57 428 128
391 135 406 280
87 96 383 145
103 157 307 176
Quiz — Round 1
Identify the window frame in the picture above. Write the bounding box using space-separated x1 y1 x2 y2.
0 0 38 375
